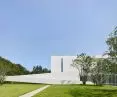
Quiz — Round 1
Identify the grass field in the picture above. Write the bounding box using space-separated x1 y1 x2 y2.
0 84 44 97
33 85 117 97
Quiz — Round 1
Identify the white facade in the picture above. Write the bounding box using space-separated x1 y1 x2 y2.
6 55 108 84
51 56 77 73
51 55 108 73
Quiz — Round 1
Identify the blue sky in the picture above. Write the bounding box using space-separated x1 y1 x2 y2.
0 0 117 70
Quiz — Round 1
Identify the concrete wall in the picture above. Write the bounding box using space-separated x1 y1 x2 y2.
51 56 78 73
6 56 82 84
6 72 83 84
6 55 107 84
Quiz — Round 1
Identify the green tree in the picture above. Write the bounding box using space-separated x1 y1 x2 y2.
16 64 30 75
0 64 8 85
42 68 51 73
71 53 92 85
90 58 111 85
106 27 117 73
0 56 30 76
32 65 43 74
31 65 51 74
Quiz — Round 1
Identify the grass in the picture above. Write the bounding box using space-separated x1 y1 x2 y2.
33 85 117 97
0 83 44 97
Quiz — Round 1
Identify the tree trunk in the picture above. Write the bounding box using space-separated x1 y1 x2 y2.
83 81 86 85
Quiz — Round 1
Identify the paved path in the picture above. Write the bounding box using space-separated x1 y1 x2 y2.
19 85 50 97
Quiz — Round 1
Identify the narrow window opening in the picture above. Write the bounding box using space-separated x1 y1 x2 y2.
61 58 63 72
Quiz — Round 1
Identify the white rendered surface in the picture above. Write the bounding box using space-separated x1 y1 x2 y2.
6 55 106 84
51 56 77 73
6 72 82 84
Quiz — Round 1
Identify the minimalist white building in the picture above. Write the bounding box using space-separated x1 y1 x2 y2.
6 55 108 84
51 56 77 73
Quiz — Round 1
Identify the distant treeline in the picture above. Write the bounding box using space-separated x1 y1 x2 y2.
31 65 51 74
0 56 50 76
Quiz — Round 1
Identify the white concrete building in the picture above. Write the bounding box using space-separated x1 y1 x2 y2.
51 56 77 73
6 55 108 84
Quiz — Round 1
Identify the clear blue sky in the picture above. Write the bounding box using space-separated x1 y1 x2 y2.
0 0 117 70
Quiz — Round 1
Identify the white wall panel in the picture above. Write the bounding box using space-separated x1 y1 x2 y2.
51 56 78 73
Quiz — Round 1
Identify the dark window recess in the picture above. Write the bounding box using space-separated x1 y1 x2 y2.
61 58 63 72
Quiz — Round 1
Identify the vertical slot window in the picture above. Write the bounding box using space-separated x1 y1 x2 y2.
61 58 63 72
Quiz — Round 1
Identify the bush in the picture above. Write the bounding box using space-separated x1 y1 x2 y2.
0 67 7 85
0 71 6 85
69 87 117 97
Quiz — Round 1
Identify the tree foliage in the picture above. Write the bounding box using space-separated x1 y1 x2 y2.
0 64 7 85
0 57 29 76
106 27 117 73
71 53 112 85
71 53 92 85
106 27 117 57
31 65 51 74
0 56 50 76
90 58 111 85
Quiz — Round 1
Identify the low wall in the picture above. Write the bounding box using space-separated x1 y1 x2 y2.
6 72 91 84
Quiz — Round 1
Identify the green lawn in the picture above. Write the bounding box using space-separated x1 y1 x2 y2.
0 84 44 97
33 85 117 97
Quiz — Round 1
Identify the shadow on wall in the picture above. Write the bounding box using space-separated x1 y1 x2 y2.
61 80 75 84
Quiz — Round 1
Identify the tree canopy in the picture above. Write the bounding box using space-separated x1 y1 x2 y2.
71 53 92 85
31 65 51 74
106 27 117 73
0 57 29 75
